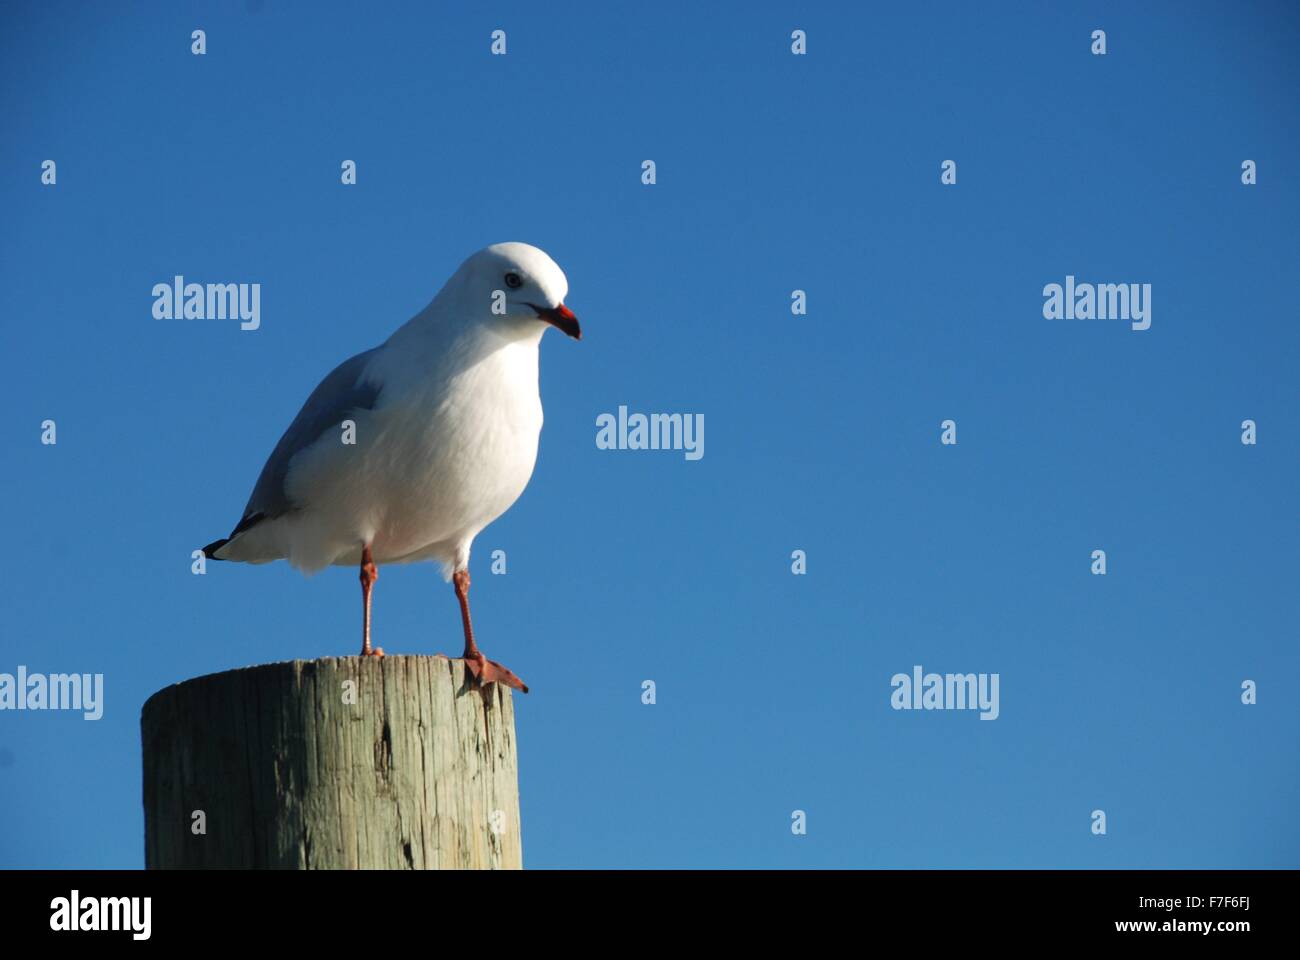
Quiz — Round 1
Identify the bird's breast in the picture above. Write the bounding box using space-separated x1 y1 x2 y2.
368 338 543 549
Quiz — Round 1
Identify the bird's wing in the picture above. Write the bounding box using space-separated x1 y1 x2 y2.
235 346 383 530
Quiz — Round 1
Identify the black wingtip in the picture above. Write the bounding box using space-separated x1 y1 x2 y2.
202 512 268 560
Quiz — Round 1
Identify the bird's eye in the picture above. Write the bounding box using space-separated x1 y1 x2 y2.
504 272 523 289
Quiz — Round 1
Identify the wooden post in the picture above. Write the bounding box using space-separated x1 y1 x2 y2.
141 656 522 869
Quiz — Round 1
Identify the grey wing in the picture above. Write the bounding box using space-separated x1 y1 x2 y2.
238 346 383 528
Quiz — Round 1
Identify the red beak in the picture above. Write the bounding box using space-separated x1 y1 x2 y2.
533 303 581 340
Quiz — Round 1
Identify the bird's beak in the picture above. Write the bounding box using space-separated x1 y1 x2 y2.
534 303 582 340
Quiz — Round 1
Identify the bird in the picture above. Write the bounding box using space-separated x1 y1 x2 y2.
201 242 582 693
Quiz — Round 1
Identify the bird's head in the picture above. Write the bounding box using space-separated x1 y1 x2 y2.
458 242 581 341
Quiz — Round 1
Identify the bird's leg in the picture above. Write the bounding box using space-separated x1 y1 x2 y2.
359 545 383 657
453 569 528 693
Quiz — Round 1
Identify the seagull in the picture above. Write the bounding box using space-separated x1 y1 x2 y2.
201 242 581 693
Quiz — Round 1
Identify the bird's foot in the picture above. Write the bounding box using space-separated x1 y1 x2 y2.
359 646 385 658
464 652 529 694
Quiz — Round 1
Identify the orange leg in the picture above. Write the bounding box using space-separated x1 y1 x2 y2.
453 569 527 693
359 545 383 657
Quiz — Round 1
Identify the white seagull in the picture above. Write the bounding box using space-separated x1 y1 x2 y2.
202 242 582 693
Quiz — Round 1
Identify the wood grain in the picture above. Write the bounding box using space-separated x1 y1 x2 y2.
141 656 522 869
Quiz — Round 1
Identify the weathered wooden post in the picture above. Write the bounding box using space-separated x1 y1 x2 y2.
141 656 522 869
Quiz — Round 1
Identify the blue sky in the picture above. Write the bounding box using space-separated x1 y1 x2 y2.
2 1 1297 868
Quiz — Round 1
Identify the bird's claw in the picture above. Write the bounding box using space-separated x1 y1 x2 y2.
464 652 529 694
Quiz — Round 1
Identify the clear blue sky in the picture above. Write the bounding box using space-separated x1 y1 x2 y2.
2 1 1297 868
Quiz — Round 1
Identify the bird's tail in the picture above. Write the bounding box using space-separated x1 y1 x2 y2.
202 538 231 560
202 512 270 562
